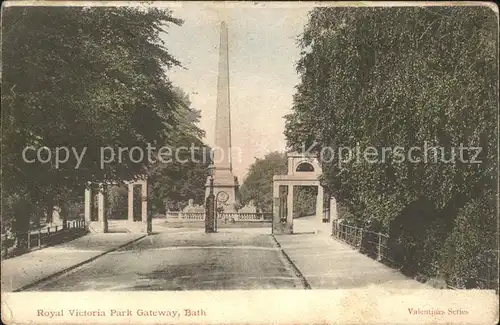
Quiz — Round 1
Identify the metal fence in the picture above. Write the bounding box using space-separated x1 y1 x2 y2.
332 221 499 292
1 219 87 259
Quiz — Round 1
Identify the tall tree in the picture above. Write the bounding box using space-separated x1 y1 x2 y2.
285 6 497 286
1 6 186 232
147 87 210 212
240 152 288 212
240 151 316 215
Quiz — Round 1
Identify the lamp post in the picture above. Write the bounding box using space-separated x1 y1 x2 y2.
147 178 152 235
205 164 216 233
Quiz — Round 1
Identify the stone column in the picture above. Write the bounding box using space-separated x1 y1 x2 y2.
316 185 324 224
272 180 280 233
287 184 294 223
84 187 91 224
330 196 338 221
97 185 104 222
272 180 279 198
272 181 292 235
98 184 108 233
128 183 134 222
141 181 148 223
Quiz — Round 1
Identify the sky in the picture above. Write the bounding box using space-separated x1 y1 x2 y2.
161 4 311 181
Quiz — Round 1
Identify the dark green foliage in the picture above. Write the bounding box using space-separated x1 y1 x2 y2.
285 6 498 287
148 88 210 212
240 152 288 212
240 151 317 214
293 186 317 218
1 7 206 232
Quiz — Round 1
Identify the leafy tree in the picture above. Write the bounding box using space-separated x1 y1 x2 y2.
240 152 288 212
293 186 317 218
286 6 498 287
147 87 210 213
1 6 187 234
240 151 317 215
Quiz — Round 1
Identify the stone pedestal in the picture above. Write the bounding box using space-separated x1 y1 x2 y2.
205 170 239 212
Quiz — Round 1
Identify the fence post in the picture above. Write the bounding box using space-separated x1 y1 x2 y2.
38 229 42 247
359 229 363 250
377 235 382 261
27 231 31 250
47 227 51 243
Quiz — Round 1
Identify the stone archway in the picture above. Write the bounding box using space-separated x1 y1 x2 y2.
272 152 335 235
84 178 148 233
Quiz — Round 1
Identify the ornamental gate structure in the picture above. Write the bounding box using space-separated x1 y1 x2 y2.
272 152 336 235
84 178 149 233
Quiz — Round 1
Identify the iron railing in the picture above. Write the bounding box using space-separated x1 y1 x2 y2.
332 222 499 292
1 219 87 259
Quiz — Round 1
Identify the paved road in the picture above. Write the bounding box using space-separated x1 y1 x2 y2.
26 229 304 291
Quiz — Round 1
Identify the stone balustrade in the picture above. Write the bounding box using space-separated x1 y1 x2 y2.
164 211 272 222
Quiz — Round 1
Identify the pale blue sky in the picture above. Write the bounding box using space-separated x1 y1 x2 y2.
161 4 311 180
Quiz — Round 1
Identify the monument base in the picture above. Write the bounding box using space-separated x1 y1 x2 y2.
205 172 240 213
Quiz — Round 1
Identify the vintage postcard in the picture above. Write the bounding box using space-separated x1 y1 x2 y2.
1 1 499 324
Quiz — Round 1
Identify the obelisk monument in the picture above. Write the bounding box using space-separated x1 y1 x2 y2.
205 21 239 211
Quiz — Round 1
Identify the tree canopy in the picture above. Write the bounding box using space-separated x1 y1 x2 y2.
240 151 317 216
1 6 206 230
147 87 210 212
240 152 288 212
285 6 498 287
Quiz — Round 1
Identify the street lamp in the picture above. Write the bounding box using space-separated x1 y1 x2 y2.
208 164 215 195
205 164 216 233
147 178 152 235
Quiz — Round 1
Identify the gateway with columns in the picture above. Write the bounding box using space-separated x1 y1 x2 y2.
84 178 148 233
272 152 337 235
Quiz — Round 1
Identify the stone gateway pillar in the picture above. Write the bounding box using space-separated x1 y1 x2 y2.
272 181 293 235
84 186 91 224
128 183 134 222
205 21 239 212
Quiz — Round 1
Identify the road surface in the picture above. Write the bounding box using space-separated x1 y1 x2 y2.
26 229 304 291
